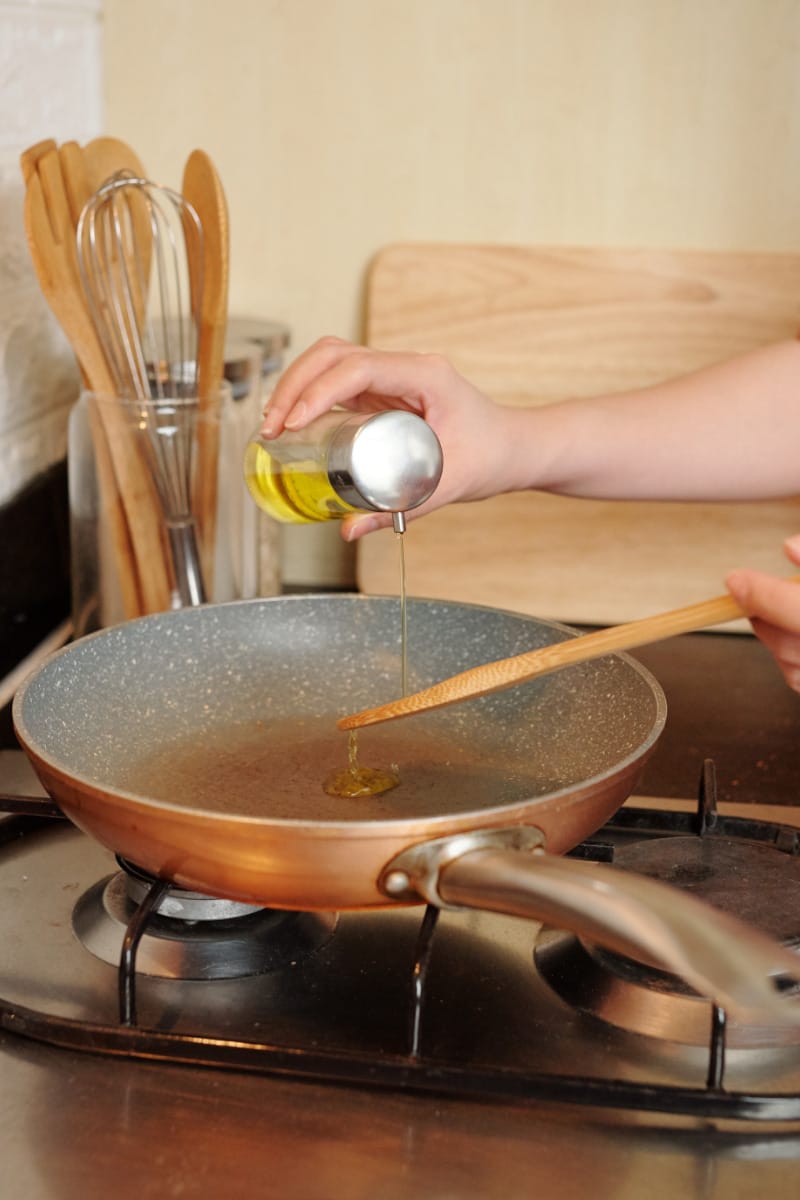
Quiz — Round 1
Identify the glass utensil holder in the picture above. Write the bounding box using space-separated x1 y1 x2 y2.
69 382 265 637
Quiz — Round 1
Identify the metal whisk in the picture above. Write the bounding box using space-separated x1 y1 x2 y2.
77 172 207 607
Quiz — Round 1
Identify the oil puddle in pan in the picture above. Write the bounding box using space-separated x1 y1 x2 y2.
124 714 554 823
322 730 400 799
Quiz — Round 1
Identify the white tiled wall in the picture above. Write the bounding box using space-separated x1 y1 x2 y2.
0 0 103 507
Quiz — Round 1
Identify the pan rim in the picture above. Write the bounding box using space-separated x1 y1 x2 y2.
12 593 668 833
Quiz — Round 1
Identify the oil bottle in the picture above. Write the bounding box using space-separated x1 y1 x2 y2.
244 409 443 533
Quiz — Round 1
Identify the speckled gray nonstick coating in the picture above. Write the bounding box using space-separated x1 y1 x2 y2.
13 594 666 829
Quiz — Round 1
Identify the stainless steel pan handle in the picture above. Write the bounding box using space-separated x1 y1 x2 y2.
381 828 800 1025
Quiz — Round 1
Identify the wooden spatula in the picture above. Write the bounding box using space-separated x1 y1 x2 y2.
21 144 171 616
182 149 230 591
337 577 800 730
81 135 147 188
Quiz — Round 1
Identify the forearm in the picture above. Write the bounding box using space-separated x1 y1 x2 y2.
506 339 800 502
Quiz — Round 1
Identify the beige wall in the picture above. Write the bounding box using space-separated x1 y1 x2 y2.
103 0 800 362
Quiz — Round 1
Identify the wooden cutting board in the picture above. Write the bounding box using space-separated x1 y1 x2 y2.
359 243 800 628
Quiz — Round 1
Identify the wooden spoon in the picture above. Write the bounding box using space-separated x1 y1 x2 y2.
337 577 800 730
182 149 230 591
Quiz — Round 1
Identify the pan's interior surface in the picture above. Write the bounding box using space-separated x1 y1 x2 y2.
15 595 666 825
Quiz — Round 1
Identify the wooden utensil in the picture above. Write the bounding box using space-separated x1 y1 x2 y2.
35 140 143 619
337 576 800 729
21 143 171 615
81 135 147 189
81 137 153 329
20 138 57 184
181 149 230 590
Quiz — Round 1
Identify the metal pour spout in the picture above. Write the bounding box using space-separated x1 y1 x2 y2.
329 411 443 518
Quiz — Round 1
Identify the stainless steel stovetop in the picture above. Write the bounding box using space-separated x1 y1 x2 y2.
2 752 800 1200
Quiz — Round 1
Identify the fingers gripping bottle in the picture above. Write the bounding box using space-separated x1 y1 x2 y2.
244 410 443 533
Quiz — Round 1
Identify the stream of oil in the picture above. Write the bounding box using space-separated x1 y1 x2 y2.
324 529 408 799
399 529 408 696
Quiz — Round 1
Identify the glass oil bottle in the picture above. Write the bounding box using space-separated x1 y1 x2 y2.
244 409 443 533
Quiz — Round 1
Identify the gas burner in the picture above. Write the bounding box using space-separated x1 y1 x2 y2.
73 863 337 980
535 836 800 1048
119 857 266 921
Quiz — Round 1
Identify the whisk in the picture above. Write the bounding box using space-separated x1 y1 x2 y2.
76 172 207 607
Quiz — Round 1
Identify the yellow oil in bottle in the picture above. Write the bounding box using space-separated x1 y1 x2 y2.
244 440 358 524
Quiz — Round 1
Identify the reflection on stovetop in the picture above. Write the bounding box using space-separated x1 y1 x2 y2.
1 760 800 1131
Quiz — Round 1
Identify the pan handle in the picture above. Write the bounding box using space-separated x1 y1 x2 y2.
380 829 800 1024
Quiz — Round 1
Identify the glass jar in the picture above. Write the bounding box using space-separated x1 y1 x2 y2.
68 386 229 635
68 321 291 637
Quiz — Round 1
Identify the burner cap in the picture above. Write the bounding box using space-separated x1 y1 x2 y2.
118 857 264 922
73 871 336 980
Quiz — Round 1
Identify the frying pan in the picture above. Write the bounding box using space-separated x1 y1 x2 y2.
12 594 800 1021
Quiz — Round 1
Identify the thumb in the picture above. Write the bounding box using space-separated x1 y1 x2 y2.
725 567 800 633
340 512 394 541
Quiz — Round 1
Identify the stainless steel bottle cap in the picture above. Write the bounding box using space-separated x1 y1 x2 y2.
328 411 443 513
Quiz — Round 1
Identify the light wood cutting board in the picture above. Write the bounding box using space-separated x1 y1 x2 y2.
359 243 800 628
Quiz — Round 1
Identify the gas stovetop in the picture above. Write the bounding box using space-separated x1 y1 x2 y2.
2 754 800 1200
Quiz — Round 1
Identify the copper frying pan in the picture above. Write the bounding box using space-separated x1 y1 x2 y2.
11 595 800 1021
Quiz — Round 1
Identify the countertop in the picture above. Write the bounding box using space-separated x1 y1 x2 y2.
629 631 800 805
